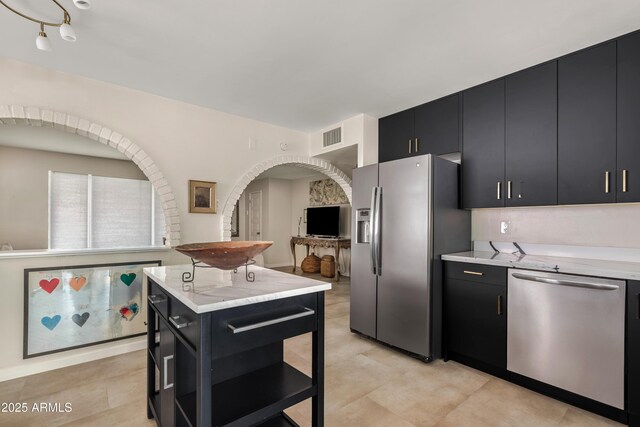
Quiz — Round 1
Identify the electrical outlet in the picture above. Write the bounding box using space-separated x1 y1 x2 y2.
500 221 510 234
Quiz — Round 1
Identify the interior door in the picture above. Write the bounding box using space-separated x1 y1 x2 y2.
377 155 431 358
248 191 262 241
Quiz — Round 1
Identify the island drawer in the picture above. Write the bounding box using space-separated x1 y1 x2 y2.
148 280 170 319
167 296 199 350
211 294 318 359
445 261 506 286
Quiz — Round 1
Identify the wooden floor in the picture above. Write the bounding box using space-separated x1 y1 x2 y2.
0 268 622 426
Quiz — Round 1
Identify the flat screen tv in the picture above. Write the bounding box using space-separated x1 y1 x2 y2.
306 206 340 237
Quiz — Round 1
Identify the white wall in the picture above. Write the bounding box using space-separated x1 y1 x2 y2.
0 58 312 379
242 178 293 267
0 145 146 250
472 204 640 248
309 113 378 167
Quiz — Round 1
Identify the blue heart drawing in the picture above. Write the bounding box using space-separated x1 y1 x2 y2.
41 315 61 331
72 312 90 327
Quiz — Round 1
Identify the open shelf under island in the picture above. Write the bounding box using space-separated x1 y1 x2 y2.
143 264 331 427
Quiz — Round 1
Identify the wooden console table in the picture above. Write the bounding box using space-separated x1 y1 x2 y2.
290 236 351 282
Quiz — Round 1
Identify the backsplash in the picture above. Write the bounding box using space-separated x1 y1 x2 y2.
472 204 640 249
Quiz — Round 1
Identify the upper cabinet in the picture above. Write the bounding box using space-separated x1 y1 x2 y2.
379 94 460 163
378 109 415 163
462 80 505 209
379 29 640 209
414 94 460 156
505 61 558 207
558 42 617 205
617 33 640 203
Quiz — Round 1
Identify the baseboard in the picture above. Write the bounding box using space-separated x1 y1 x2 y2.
0 337 146 382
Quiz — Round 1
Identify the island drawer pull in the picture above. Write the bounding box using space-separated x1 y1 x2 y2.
228 307 315 334
169 315 190 329
463 270 484 276
163 355 173 390
148 294 167 304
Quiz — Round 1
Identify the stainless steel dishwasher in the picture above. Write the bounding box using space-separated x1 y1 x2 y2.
507 269 625 409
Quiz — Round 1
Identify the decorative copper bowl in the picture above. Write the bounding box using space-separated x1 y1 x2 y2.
174 241 273 270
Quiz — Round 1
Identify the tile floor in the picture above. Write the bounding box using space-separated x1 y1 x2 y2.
0 268 623 426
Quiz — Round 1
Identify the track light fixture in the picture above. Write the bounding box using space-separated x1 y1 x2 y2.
0 0 90 52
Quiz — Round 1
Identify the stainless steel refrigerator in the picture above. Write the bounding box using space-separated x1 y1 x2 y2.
350 154 470 361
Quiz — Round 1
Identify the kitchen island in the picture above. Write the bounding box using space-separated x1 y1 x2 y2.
143 264 331 427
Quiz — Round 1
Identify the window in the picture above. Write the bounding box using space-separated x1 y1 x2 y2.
49 172 165 249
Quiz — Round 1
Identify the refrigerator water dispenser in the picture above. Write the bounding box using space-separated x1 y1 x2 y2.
356 209 371 243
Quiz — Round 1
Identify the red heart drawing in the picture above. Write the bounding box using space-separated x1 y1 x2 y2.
119 307 133 320
69 276 87 292
39 278 60 294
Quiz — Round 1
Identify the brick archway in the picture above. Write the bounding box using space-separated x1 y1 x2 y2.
0 105 180 245
221 155 352 240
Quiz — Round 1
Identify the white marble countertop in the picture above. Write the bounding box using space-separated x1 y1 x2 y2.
442 251 640 281
143 264 331 314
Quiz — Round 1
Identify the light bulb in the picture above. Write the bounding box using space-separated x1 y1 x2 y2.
60 23 76 42
36 31 52 51
73 0 91 9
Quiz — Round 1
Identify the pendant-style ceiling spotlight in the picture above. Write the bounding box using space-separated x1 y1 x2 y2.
0 0 90 52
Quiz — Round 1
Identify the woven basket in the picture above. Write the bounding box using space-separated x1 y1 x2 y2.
320 255 335 278
301 254 321 273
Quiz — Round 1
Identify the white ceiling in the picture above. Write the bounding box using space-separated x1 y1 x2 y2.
0 125 129 159
2 1 640 132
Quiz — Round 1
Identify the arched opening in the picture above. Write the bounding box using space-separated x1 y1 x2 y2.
0 105 180 246
220 155 352 240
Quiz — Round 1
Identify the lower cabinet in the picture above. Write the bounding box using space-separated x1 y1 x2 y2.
444 262 507 374
629 281 640 427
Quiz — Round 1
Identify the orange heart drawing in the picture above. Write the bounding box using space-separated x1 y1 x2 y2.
69 276 87 292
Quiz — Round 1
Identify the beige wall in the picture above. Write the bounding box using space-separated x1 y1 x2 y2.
472 203 640 248
0 145 145 250
0 58 309 379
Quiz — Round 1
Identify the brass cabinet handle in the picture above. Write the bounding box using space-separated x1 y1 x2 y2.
507 181 512 199
605 171 610 194
623 170 628 193
497 295 502 316
415 138 419 153
463 270 484 276
497 181 502 200
408 139 412 154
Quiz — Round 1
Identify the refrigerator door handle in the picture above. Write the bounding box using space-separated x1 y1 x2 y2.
374 186 382 275
370 187 378 275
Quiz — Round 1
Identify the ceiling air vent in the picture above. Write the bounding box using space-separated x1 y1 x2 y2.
322 127 342 148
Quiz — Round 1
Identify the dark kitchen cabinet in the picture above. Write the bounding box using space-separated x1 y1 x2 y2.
558 42 617 205
462 79 505 208
628 281 640 427
617 33 640 203
414 93 460 156
505 61 558 206
378 109 415 162
379 94 460 163
147 300 175 427
444 262 507 373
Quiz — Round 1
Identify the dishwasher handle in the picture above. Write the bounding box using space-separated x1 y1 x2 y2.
511 272 619 291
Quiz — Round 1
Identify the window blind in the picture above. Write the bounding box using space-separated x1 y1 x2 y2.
49 172 165 249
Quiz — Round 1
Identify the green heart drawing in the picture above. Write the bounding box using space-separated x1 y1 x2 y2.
120 273 136 286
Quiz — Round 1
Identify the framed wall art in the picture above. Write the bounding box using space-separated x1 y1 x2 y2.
189 179 217 213
24 260 161 358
